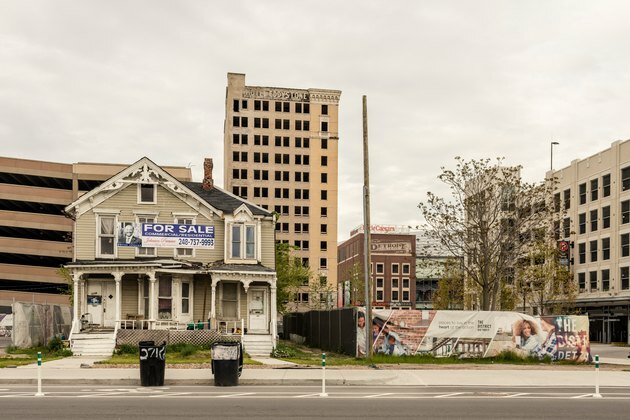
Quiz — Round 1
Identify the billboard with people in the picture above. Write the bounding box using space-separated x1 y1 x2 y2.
356 309 590 362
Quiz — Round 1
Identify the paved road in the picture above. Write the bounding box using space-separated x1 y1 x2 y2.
0 385 627 419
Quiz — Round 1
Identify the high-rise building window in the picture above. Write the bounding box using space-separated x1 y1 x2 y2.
590 209 598 232
589 271 598 291
578 213 586 234
590 179 598 201
602 174 611 197
622 233 630 257
563 189 571 210
603 206 610 229
578 242 586 264
590 240 598 262
321 104 328 115
321 121 328 132
321 156 328 166
622 200 630 224
622 267 630 290
602 269 610 291
623 167 630 191
321 173 328 183
578 272 586 291
602 237 610 260
579 183 587 205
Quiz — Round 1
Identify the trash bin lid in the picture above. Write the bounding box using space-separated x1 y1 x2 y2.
139 340 155 347
212 345 239 360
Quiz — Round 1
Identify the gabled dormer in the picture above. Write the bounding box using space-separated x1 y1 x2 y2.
225 204 260 264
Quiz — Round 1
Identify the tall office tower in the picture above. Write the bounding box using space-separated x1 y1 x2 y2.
224 73 341 310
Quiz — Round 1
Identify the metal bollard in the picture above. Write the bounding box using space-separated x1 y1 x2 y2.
35 352 44 397
593 354 602 398
319 353 328 397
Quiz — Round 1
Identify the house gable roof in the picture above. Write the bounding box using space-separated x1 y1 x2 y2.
183 182 271 217
64 157 224 219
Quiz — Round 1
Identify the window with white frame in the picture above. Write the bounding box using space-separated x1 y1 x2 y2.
376 263 384 274
230 223 256 260
175 217 194 257
391 263 399 275
376 278 384 301
137 216 156 256
402 264 410 275
139 183 156 204
98 215 116 257
391 278 399 301
158 276 172 320
181 282 190 314
402 278 410 301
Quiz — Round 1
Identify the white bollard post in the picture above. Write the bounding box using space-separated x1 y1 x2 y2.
319 353 328 397
35 351 44 397
593 354 602 398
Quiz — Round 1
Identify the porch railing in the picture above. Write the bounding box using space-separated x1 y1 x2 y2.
116 319 244 335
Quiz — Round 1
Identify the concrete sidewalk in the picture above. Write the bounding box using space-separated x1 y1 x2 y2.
1 362 629 387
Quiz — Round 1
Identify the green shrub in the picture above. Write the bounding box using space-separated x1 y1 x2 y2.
116 344 139 355
166 342 188 353
271 342 297 358
55 349 73 357
47 336 64 353
178 344 197 357
5 345 19 354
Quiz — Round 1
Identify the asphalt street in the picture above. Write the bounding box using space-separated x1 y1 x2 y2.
0 385 628 420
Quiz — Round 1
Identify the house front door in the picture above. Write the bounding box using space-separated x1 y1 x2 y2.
102 282 117 328
248 287 268 333
86 281 103 326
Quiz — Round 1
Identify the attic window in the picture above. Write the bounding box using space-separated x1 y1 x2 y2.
139 184 156 204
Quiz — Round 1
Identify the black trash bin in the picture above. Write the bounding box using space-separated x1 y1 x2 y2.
139 340 166 386
211 341 243 386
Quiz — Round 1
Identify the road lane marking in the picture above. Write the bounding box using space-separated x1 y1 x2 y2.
149 392 192 398
435 392 465 398
506 393 529 398
216 392 256 398
294 393 321 398
363 393 393 398
571 394 595 399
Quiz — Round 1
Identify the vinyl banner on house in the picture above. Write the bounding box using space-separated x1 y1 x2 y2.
117 222 215 248
141 223 215 249
357 309 590 362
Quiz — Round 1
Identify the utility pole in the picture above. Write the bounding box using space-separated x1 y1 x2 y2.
362 95 373 357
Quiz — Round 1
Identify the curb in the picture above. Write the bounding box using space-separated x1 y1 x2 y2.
0 378 359 386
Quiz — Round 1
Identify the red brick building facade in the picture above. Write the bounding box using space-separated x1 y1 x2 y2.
337 232 416 309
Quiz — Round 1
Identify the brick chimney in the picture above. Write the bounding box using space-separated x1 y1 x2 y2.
202 158 213 191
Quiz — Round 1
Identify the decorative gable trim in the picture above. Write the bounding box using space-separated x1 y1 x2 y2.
64 157 223 219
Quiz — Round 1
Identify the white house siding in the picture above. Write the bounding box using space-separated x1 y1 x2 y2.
75 184 226 262
75 212 96 260
260 222 275 268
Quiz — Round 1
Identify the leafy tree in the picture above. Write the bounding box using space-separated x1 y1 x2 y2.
275 242 311 314
339 261 365 306
515 239 576 315
431 258 465 310
418 156 551 311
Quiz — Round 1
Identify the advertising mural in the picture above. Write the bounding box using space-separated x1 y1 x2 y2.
117 222 215 249
357 309 591 362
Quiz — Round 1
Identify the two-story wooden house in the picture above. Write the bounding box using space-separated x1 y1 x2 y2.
63 157 277 356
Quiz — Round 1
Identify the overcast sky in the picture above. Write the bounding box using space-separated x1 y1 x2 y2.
2 1 630 242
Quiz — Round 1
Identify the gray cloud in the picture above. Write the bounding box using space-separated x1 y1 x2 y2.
2 0 630 242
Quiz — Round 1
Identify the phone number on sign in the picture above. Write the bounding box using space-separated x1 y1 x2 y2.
177 238 214 247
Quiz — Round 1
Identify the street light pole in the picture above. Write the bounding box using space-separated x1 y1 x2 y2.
550 141 559 172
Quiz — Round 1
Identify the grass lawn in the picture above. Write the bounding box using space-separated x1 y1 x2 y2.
0 345 72 368
271 340 585 367
97 344 262 366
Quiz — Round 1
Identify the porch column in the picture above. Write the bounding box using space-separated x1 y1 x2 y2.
137 275 143 317
149 272 157 326
114 272 123 329
210 278 219 321
72 273 81 332
270 281 277 342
